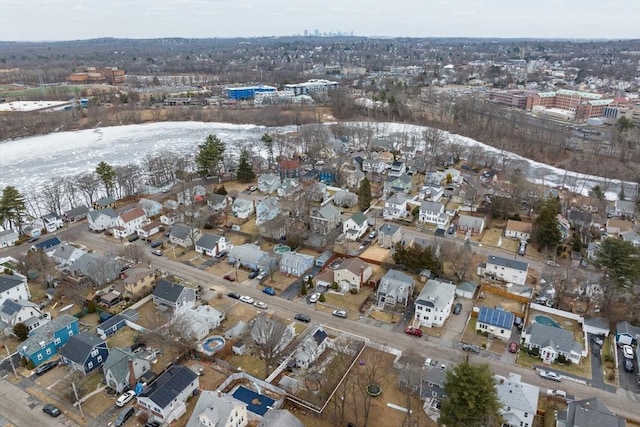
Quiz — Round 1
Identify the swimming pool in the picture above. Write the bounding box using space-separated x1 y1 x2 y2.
535 315 560 328
200 336 226 355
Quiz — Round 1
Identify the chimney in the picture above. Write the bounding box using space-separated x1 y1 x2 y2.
128 359 137 389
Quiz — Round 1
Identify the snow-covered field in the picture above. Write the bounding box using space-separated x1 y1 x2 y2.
0 121 633 201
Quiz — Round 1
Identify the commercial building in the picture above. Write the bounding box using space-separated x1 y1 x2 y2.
283 79 338 96
489 90 535 109
227 85 276 100
525 89 615 121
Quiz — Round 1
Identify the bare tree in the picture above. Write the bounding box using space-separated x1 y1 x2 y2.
120 243 149 265
441 241 475 282
114 164 141 199
15 249 58 287
397 350 424 427
354 349 387 427
41 178 66 215
76 172 100 206
250 313 292 377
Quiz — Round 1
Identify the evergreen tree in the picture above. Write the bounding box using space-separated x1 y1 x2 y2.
357 177 372 211
532 197 562 251
196 134 226 176
236 147 256 183
13 322 29 341
439 362 502 427
392 242 443 274
594 238 640 287
95 161 116 198
261 133 274 164
0 186 26 230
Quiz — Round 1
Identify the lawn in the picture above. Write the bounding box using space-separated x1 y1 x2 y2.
516 350 592 379
369 310 402 324
461 317 486 347
228 353 267 379
106 327 140 349
323 287 373 316
480 228 502 246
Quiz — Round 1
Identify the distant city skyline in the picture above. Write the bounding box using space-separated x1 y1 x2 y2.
0 0 639 42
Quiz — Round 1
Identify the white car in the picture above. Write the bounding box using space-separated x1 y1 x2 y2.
547 389 567 398
239 295 254 304
253 301 267 310
622 345 635 359
116 390 136 407
540 371 561 382
309 293 321 303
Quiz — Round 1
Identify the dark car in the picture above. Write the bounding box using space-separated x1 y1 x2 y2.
114 406 135 427
262 286 276 296
223 274 235 282
453 303 462 315
35 360 58 375
145 422 161 427
624 358 635 373
128 235 140 242
248 270 259 279
227 292 241 300
43 404 61 417
150 240 162 248
509 342 518 353
215 251 228 259
405 327 423 337
28 236 40 243
462 343 481 354
294 313 311 323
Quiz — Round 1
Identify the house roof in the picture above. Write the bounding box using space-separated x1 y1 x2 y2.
384 174 411 184
228 244 269 265
349 212 368 226
20 314 77 356
506 219 532 233
186 390 247 427
378 270 413 299
478 306 514 329
567 209 592 224
415 279 456 309
51 243 86 262
59 331 104 363
379 223 401 235
606 218 632 231
280 252 315 268
526 322 581 355
89 207 118 221
315 203 340 220
386 193 409 205
65 205 89 217
140 220 162 232
457 281 478 293
420 200 444 213
153 279 188 303
616 321 640 339
337 257 371 276
496 374 539 424
562 397 625 427
96 197 116 207
207 193 227 205
33 236 63 250
0 273 25 293
0 299 39 318
279 159 301 170
0 229 18 241
259 409 304 427
380 269 413 286
102 347 142 383
195 233 223 250
139 365 198 408
170 223 191 240
487 255 528 272
458 214 484 228
583 317 609 332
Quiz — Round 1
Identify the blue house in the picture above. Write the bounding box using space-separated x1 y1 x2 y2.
19 314 79 366
96 309 139 339
319 170 336 185
59 331 109 374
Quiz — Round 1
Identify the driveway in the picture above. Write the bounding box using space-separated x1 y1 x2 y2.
618 345 640 392
588 333 606 390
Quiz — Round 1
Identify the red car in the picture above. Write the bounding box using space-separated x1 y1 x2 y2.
509 342 518 353
223 274 235 282
405 327 423 337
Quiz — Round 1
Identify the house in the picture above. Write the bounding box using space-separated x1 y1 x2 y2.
170 223 202 248
615 321 640 346
40 213 64 233
19 314 79 366
308 181 328 202
259 409 304 427
280 252 315 277
177 185 207 205
63 205 89 223
113 207 148 239
259 216 287 240
495 373 539 427
443 168 463 185
457 214 485 235
137 220 163 239
343 211 369 241
479 255 529 286
88 208 118 232
557 397 626 427
227 244 274 272
615 199 636 217
383 174 412 195
362 158 387 174
557 214 571 240
0 272 30 306
376 269 414 309
475 306 514 341
425 170 445 185
138 198 163 217
583 317 610 338
257 173 281 194
195 234 230 257
93 197 116 210
137 365 200 423
566 208 592 228
231 198 255 219
278 158 302 179
315 257 373 293
389 161 406 177
294 327 328 369
102 347 152 394
310 204 341 235
22 224 41 238
179 305 225 340
122 267 155 297
383 193 409 220
413 279 456 328
378 223 402 248
96 309 139 338
605 218 633 237
59 331 109 374
419 201 446 226
621 230 640 247
522 322 583 364
505 220 533 240
344 167 365 189
255 197 281 226
0 299 50 335
207 193 230 212
455 281 478 299
160 210 179 226
152 279 196 310
277 178 300 198
0 229 19 247
419 360 455 402
186 390 248 427
67 253 122 286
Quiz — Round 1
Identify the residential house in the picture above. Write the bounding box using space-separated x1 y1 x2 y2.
207 193 230 213
63 205 89 223
113 207 148 239
122 268 156 297
443 168 463 185
0 272 30 306
195 234 230 257
231 198 255 219
343 211 369 241
343 167 365 189
457 214 485 235
479 255 529 286
102 347 152 394
259 216 287 240
389 161 406 177
177 185 207 205
308 182 328 202
505 220 533 240
419 360 455 402
378 223 402 248
413 279 456 328
615 321 640 346
137 365 200 424
19 314 79 366
615 199 636 217
0 229 19 247
362 158 386 174
152 279 196 310
376 269 414 309
255 197 281 226
383 193 409 220
425 170 445 185
557 397 626 427
257 173 281 194
137 198 163 217
160 210 179 226
383 174 412 195
318 169 337 186
67 253 122 286
294 327 328 369
96 309 139 338
49 243 86 267
259 409 304 427
93 197 116 210
137 220 162 239
21 224 41 238
40 213 64 233
178 305 225 340
170 223 202 248
88 208 118 232
0 299 50 335
496 373 539 427
557 214 571 240
583 317 610 338
605 218 633 237
280 252 315 277
522 322 583 364
310 204 341 235
419 201 446 226
278 159 302 179
566 208 592 228
227 244 274 272
315 257 373 293
277 178 300 198
186 390 248 427
251 155 269 173
475 307 514 341
621 230 640 247
59 331 109 374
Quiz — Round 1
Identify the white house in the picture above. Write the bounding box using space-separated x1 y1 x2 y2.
419 201 446 227
343 212 368 241
137 198 163 217
137 365 199 424
362 158 387 174
383 193 409 220
137 220 163 240
257 173 281 194
0 229 19 247
195 234 230 257
152 279 196 310
495 373 539 427
314 257 373 293
479 255 529 286
0 299 50 334
186 391 248 427
505 220 533 241
169 223 202 248
88 208 118 232
389 161 406 177
102 347 152 394
413 279 456 328
231 198 255 219
113 207 148 239
40 213 64 233
615 199 636 217
255 197 281 226
475 306 514 341
420 184 444 202
522 322 583 364
376 269 414 309
279 252 315 277
457 214 485 235
294 328 328 369
178 305 225 340
0 272 30 307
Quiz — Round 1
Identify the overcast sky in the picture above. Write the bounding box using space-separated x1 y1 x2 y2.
1 0 638 41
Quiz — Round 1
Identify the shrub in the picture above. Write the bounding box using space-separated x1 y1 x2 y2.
528 347 540 357
318 293 326 303
86 300 97 314
481 343 487 349
350 288 359 294
25 359 35 370
300 282 307 296
330 281 339 290
557 354 566 364
603 354 614 363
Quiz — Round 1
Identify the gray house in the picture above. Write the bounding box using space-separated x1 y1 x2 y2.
557 397 626 427
88 208 118 231
228 244 274 272
310 204 341 235
102 347 152 393
207 193 229 212
376 269 414 309
383 174 412 195
67 253 122 286
279 252 315 277
63 205 89 223
255 197 281 226
195 234 230 257
152 279 196 310
259 409 304 427
258 173 281 194
170 223 202 248
378 223 402 248
0 229 19 248
522 322 583 364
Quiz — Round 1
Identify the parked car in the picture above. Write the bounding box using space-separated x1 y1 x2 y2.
150 240 162 248
509 342 518 353
28 236 40 243
114 406 135 427
547 389 567 398
227 292 241 300
447 225 455 234
514 316 523 330
215 251 228 259
128 235 140 242
546 260 560 267
462 343 481 354
309 292 321 303
248 270 259 279
145 422 161 427
256 269 268 280
368 231 377 239
623 345 635 359
294 313 311 323
35 360 59 376
453 303 462 315
405 327 423 337
151 249 163 256
518 241 527 256
116 390 136 407
332 309 348 318
253 301 267 310
623 358 635 373
262 287 276 296
591 335 604 346
239 295 254 304
540 371 561 382
223 274 235 282
42 404 61 417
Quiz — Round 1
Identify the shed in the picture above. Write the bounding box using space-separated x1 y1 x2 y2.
456 281 478 299
232 340 246 355
315 251 333 267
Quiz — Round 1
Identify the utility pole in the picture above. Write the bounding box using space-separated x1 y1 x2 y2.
3 345 17 378
72 382 84 419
